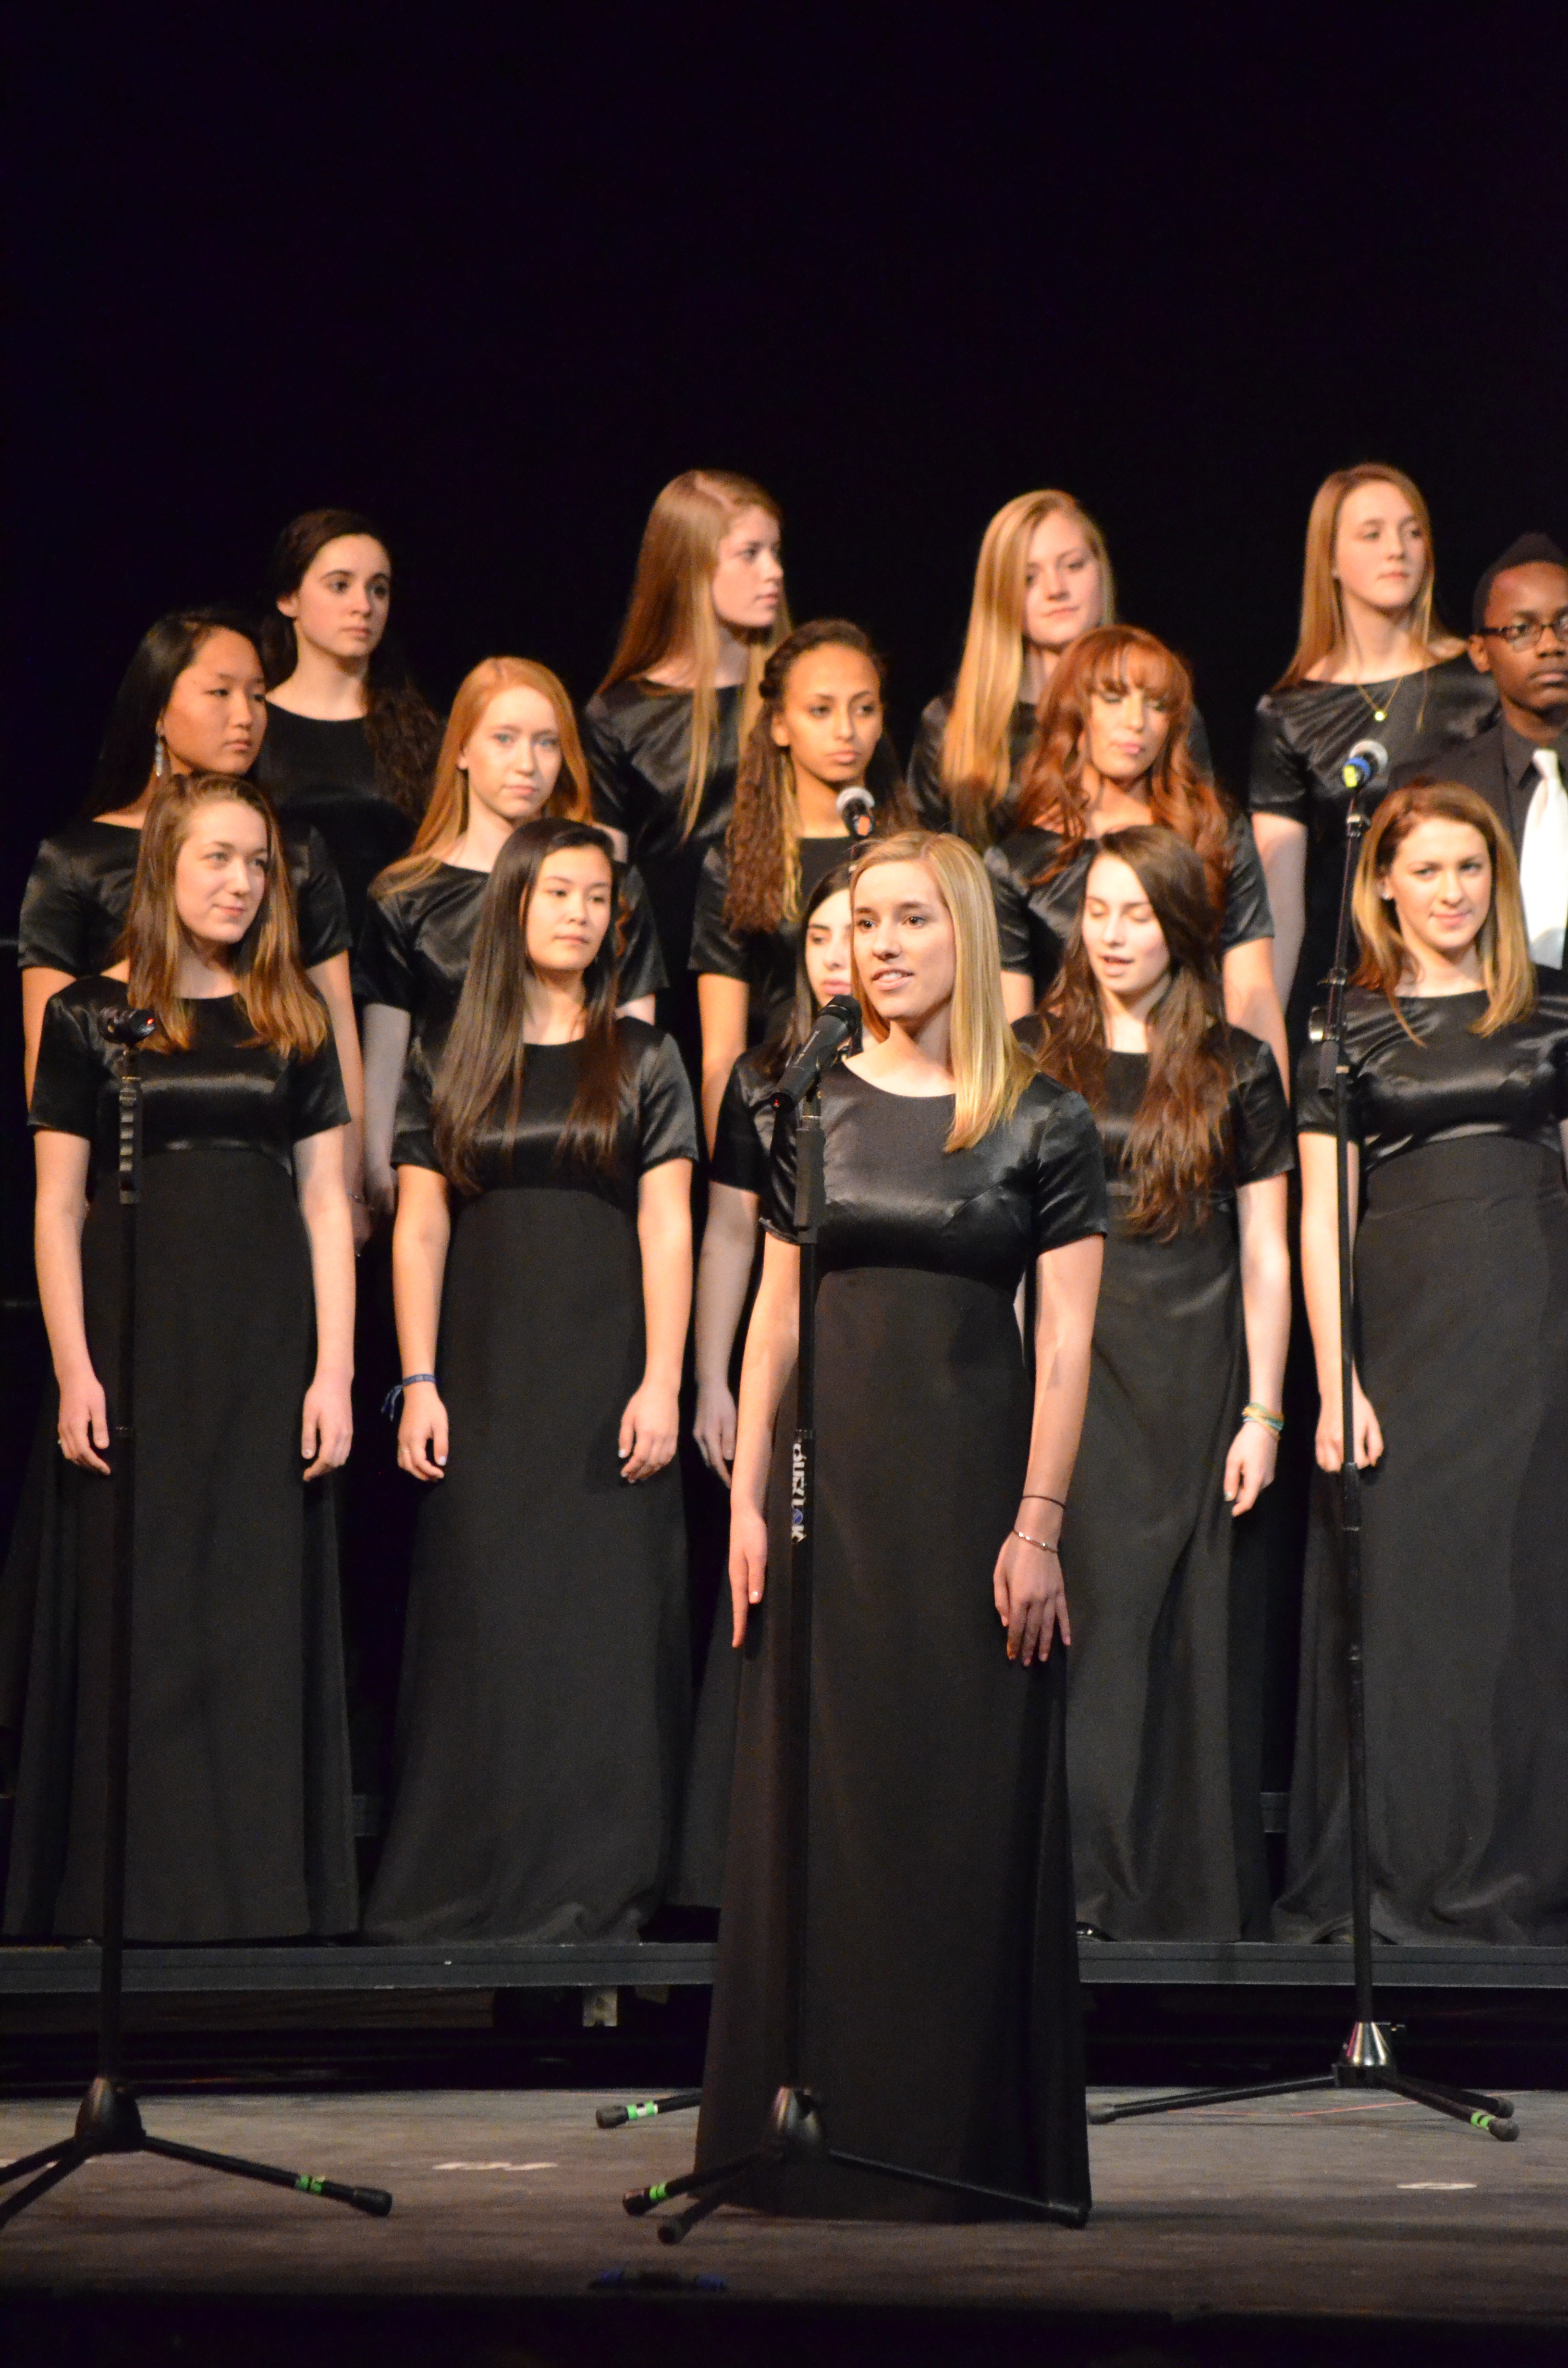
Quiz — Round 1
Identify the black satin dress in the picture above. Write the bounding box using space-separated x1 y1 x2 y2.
354 857 669 1104
688 838 854 1041
18 814 351 976
1029 1026 1294 1939
3 981 357 1941
670 1049 780 1909
364 1022 698 1942
986 814 1272 1001
581 681 744 989
1277 985 1568 1944
909 694 1213 840
698 1066 1106 2220
255 707 424 937
1248 656 1497 1042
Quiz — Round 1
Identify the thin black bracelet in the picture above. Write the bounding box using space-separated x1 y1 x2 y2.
382 1373 438 1421
1019 1493 1066 1511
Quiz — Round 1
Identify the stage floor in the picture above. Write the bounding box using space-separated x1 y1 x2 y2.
0 2084 1565 2327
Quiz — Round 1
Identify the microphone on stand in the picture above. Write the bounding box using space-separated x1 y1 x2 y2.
1339 739 1390 796
836 784 876 840
775 994 863 1109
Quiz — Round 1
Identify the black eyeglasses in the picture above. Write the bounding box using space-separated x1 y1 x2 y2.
1479 611 1568 650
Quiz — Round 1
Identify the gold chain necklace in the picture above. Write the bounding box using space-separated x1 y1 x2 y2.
1355 670 1406 728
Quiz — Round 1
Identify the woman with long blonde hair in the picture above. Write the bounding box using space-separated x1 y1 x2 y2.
6 773 358 1942
355 656 666 1213
1279 779 1568 1944
581 470 788 1002
908 489 1213 846
1249 463 1496 1040
698 829 1105 2221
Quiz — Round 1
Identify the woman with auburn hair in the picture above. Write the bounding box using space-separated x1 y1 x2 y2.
1249 463 1496 1043
4 775 358 1942
698 830 1105 2221
365 818 697 1942
355 656 666 1215
1278 780 1568 1943
255 506 442 932
581 469 788 1000
1028 828 1292 1940
690 618 906 1147
989 626 1286 1074
907 490 1213 845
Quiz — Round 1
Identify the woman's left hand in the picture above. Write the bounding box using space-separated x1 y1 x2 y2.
619 1376 679 1483
1223 1419 1279 1516
302 1373 354 1479
992 1529 1070 1666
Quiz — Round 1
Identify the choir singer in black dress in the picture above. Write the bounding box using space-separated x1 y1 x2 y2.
1277 780 1568 1943
365 818 698 1942
698 829 1105 2220
1029 829 1293 1939
5 774 358 1940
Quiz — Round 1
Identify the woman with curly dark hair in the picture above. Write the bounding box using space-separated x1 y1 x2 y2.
989 627 1285 1079
255 508 442 931
690 619 904 1147
1028 826 1292 1938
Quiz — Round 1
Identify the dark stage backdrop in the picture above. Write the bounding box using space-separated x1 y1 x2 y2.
4 4 1566 1371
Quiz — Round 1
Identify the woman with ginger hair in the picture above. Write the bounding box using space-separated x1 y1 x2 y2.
698 829 1104 2222
1279 780 1568 1943
5 773 357 1941
355 656 665 1214
987 625 1286 1079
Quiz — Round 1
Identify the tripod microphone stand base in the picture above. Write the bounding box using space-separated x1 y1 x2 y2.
1087 2022 1517 2141
623 2084 1090 2242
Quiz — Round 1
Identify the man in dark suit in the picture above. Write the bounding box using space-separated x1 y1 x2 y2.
1396 533 1568 966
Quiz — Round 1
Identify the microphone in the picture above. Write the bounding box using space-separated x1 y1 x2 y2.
1339 739 1389 795
775 994 863 1109
102 1006 157 1048
835 784 876 840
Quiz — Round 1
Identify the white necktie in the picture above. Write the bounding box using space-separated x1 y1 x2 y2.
1520 747 1568 970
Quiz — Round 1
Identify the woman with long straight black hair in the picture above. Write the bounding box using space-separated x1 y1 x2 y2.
365 818 698 1942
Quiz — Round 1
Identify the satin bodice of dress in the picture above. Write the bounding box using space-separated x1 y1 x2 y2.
29 977 349 1181
688 836 854 1038
395 1017 698 1215
18 815 350 977
580 681 742 975
765 1063 1106 1289
986 813 1272 995
909 693 1214 841
1294 983 1568 1171
254 707 420 937
710 1048 779 1195
354 857 668 1072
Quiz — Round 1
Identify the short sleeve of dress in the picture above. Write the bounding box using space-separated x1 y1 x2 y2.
636 1029 699 1171
688 849 748 981
619 864 670 1001
1029 1085 1108 1254
1220 816 1275 949
353 885 417 1011
906 698 952 830
18 839 91 974
27 990 105 1137
1294 1033 1359 1141
762 1094 800 1241
392 1062 440 1172
288 1029 351 1142
985 843 1034 973
1230 1038 1296 1183
1248 695 1312 822
291 826 352 969
711 1061 771 1195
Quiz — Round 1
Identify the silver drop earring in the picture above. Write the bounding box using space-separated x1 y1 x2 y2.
154 733 167 779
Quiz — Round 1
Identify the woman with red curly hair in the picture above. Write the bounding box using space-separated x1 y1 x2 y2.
988 627 1286 1079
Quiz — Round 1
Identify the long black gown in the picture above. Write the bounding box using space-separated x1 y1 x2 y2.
908 694 1213 839
363 1020 699 1942
4 980 357 1940
1247 656 1497 1044
1028 1025 1294 1939
986 813 1273 1004
254 706 423 937
698 1064 1106 2219
1277 984 1568 1944
354 856 668 1112
687 837 854 1042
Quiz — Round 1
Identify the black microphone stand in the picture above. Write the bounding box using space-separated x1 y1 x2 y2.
0 1009 393 2230
1089 777 1517 2143
624 1040 1090 2239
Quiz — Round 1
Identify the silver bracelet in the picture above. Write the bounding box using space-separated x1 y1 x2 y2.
1012 1529 1060 1555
